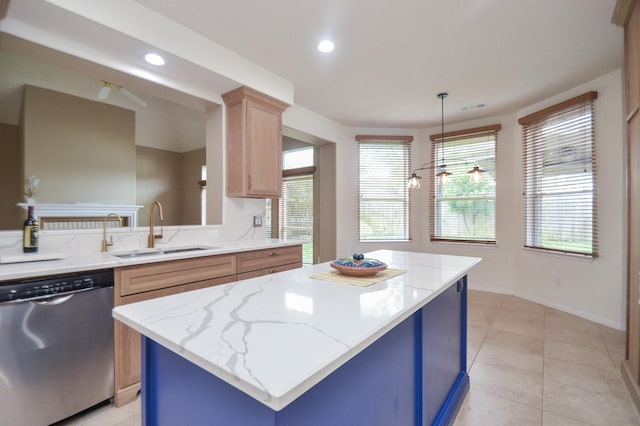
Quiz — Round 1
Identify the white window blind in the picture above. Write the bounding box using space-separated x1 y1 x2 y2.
279 174 314 264
429 126 499 243
519 91 598 257
356 135 412 242
266 199 272 238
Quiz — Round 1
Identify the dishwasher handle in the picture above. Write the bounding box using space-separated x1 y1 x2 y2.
34 293 75 305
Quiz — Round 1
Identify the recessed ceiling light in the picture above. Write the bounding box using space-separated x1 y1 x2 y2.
145 53 165 66
318 40 334 53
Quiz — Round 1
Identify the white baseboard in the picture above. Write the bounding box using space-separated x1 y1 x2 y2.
467 284 625 331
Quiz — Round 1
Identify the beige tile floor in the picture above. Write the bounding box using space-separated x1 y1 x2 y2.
455 290 639 426
61 290 639 425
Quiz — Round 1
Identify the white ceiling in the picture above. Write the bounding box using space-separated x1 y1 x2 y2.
1 0 624 129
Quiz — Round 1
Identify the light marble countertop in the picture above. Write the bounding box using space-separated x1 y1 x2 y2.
0 238 302 282
112 249 481 411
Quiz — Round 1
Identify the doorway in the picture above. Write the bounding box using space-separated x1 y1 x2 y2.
267 146 315 264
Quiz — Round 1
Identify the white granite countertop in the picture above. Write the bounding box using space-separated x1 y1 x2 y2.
112 249 481 411
0 238 302 282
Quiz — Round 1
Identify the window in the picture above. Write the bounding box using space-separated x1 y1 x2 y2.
356 135 412 242
266 147 315 264
429 125 499 243
519 91 598 257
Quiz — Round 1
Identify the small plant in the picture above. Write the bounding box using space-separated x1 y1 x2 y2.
24 176 40 201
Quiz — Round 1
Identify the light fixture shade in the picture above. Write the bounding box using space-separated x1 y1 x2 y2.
468 165 485 183
407 173 422 189
437 169 452 185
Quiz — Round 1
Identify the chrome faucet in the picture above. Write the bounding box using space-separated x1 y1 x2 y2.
148 201 164 248
101 213 122 252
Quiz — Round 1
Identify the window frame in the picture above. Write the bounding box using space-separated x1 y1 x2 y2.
356 135 413 242
518 91 598 258
429 125 500 245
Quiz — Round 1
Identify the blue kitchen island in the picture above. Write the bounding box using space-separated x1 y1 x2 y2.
113 250 480 425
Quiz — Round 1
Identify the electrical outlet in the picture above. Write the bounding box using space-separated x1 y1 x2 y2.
253 215 263 227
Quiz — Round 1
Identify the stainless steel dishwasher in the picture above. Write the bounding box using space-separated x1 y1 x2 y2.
0 269 114 426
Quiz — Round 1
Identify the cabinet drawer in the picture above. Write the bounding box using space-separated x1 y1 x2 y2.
236 262 301 281
236 246 302 273
117 274 235 306
117 255 236 296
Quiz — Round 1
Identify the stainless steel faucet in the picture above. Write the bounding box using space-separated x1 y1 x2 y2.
148 201 164 248
101 213 122 252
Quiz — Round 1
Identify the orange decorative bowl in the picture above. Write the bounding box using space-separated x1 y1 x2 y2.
330 257 387 277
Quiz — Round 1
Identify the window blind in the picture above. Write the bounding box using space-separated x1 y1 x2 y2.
519 91 598 257
266 161 316 264
279 174 314 264
356 136 412 242
429 126 499 243
265 198 273 238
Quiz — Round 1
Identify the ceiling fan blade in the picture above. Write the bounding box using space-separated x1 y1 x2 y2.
97 85 111 100
119 86 147 107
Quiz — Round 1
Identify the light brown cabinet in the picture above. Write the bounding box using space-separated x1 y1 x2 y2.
222 86 289 198
113 246 302 407
113 255 236 407
237 245 303 280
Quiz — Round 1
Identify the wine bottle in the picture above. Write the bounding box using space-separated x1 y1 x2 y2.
23 205 39 253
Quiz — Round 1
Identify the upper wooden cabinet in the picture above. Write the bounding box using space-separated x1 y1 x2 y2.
222 86 289 198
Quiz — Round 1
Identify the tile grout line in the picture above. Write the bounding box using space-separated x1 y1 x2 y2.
474 295 548 415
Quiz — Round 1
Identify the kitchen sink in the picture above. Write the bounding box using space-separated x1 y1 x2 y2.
111 246 220 259
162 246 220 254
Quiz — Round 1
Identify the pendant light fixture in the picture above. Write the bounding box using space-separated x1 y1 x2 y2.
435 92 451 186
408 92 490 189
407 91 451 189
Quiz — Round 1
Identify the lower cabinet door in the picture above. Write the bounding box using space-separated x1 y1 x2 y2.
114 275 235 407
